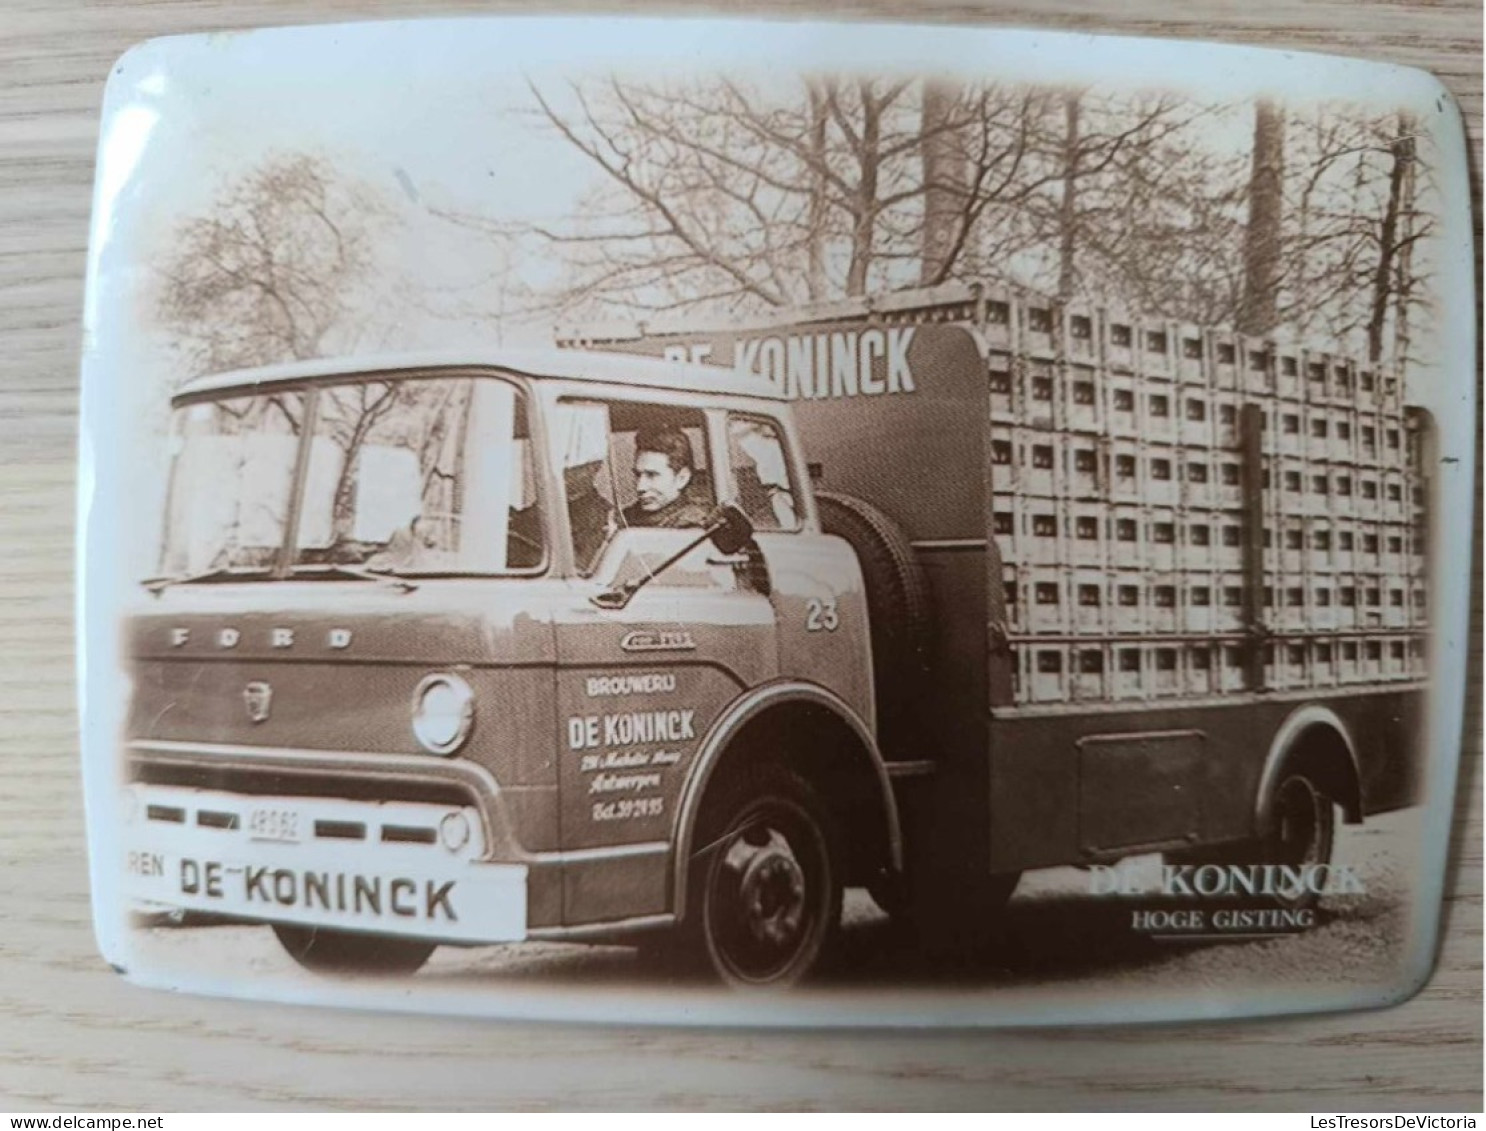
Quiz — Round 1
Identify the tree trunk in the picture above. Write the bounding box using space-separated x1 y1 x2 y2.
1371 114 1416 365
919 80 966 286
1237 99 1285 337
1057 91 1082 302
1391 113 1419 369
845 87 881 297
806 82 829 302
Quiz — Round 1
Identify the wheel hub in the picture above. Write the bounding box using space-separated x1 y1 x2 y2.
727 829 807 948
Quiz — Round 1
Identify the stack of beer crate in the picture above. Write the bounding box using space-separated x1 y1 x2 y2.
983 291 1430 706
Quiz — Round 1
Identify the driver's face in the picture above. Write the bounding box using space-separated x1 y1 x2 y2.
633 450 689 513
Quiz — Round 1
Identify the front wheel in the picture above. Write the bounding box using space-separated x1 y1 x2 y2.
692 765 842 989
272 924 435 976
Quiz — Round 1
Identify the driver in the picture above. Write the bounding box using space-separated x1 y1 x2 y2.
621 427 711 529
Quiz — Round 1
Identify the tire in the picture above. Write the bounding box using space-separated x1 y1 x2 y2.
689 764 842 989
1261 771 1336 911
272 925 435 976
815 492 933 761
1168 769 1337 912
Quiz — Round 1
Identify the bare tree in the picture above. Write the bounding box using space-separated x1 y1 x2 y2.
1365 113 1419 363
157 153 391 378
513 75 1076 320
1055 90 1082 302
1013 90 1243 322
1278 104 1433 364
448 74 1431 353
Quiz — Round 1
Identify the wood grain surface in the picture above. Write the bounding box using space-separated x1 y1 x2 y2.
1 0 1479 1112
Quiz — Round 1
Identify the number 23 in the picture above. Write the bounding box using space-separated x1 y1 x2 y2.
805 597 839 632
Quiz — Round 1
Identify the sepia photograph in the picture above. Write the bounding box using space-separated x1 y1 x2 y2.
77 16 1477 1026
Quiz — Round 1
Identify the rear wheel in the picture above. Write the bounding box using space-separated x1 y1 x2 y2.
272 925 435 976
691 765 842 989
1167 768 1337 911
1262 771 1336 910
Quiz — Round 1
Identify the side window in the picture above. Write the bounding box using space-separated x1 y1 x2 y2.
552 399 712 573
727 416 800 533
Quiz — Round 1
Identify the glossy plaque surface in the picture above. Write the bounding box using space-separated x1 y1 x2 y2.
78 17 1476 1026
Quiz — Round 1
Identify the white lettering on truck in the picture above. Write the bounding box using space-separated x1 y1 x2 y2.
567 710 697 749
585 672 678 697
726 327 917 401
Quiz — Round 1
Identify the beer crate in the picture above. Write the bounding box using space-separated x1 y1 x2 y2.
1179 450 1219 510
969 293 1425 707
1138 322 1179 381
1066 362 1102 433
1214 458 1244 508
1066 502 1107 567
1102 311 1137 374
1141 387 1179 443
1181 578 1218 634
1272 344 1303 400
1183 513 1217 569
1144 507 1180 571
1108 502 1146 567
1173 322 1205 385
1071 644 1109 701
1209 330 1242 391
1105 374 1142 438
1022 644 1069 703
1061 309 1098 365
989 351 1015 420
1021 302 1058 360
1305 516 1336 573
1111 644 1145 700
1214 393 1244 447
1071 569 1109 633
1107 439 1145 503
1274 406 1305 458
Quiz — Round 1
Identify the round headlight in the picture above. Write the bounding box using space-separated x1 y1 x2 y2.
412 673 474 754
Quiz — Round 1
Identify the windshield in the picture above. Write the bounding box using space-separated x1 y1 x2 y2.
160 376 541 578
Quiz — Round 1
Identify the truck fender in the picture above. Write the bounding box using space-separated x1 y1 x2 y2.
1254 704 1363 830
670 680 904 921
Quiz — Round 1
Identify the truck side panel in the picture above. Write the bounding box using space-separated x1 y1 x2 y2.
986 685 1423 872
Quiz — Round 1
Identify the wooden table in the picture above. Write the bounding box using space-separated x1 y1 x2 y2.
1 0 1478 1111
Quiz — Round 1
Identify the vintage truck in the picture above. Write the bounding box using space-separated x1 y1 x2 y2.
120 282 1430 987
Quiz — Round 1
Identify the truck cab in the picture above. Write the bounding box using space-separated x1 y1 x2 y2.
122 350 901 987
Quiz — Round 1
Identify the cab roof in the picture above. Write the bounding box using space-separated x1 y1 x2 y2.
171 347 784 405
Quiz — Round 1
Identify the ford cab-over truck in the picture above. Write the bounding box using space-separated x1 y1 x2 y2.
122 283 1429 988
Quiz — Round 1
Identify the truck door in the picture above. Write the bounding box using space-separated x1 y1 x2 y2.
548 398 777 925
721 412 874 726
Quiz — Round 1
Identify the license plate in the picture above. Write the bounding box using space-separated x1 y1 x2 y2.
122 846 529 943
246 806 301 843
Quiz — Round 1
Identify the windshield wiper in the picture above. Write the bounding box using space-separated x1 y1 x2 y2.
288 563 419 593
142 566 272 595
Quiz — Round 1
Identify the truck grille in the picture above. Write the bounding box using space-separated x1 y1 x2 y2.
132 760 475 809
135 784 485 858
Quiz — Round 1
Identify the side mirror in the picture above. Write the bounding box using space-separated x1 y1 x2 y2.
707 503 755 556
590 504 757 611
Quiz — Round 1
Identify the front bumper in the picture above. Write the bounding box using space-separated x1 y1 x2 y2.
122 782 528 944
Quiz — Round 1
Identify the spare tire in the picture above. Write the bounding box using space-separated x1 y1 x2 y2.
815 492 934 761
